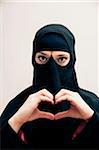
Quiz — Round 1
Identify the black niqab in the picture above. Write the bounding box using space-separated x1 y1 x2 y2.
32 24 78 114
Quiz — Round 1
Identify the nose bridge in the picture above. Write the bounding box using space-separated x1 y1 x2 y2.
49 57 58 74
48 57 61 95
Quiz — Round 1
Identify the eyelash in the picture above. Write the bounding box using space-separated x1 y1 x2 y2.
57 57 67 63
38 56 48 62
37 55 68 64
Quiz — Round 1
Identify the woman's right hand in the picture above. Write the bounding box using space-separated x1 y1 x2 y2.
8 89 54 133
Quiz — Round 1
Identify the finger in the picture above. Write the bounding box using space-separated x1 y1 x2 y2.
61 89 74 95
54 110 70 120
55 89 66 100
55 94 72 104
55 89 75 100
39 89 53 100
39 111 54 120
40 95 54 104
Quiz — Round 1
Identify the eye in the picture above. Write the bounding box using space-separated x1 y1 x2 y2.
38 55 48 62
57 57 67 63
55 56 70 66
35 54 49 64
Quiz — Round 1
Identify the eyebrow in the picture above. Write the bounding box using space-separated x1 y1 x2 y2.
39 52 68 57
56 54 67 57
39 52 50 56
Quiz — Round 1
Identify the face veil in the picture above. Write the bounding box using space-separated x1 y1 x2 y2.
32 24 79 113
32 24 79 91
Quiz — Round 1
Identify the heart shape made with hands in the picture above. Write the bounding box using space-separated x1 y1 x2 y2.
38 97 71 115
37 89 93 121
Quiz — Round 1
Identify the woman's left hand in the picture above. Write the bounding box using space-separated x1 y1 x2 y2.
54 89 94 120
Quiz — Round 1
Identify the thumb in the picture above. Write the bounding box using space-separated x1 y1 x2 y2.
39 111 54 120
54 110 70 120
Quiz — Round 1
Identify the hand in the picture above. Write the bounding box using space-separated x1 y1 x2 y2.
54 89 94 120
8 89 54 133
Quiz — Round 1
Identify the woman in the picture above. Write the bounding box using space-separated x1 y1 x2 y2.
1 24 99 149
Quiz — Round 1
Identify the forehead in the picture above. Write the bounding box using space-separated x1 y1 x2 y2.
36 51 70 56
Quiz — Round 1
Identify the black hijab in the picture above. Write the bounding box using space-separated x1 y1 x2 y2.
32 24 79 114
32 24 78 92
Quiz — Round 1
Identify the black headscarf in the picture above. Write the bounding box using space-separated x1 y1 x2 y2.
32 24 78 114
32 24 78 90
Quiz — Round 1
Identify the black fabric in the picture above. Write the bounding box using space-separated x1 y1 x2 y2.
32 24 76 63
32 24 79 113
1 86 99 149
34 33 70 52
1 122 27 149
1 24 99 149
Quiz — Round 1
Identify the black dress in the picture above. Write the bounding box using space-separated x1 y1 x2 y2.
1 86 99 149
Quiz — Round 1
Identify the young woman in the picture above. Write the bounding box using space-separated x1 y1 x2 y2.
1 24 99 149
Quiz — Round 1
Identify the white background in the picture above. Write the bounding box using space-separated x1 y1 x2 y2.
0 1 99 114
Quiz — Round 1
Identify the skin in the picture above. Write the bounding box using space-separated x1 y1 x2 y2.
9 89 54 133
8 51 94 133
35 51 70 66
